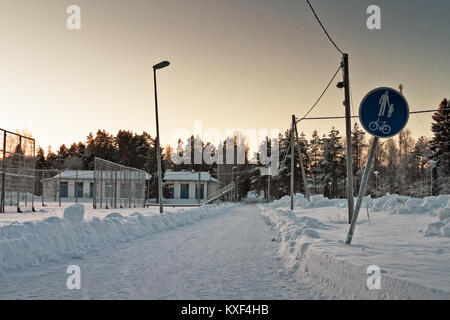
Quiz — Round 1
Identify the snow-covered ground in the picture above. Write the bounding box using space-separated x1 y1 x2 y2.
0 203 232 273
261 193 450 299
1 194 449 299
0 204 326 299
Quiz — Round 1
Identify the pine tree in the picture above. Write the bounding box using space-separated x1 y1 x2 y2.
309 130 322 194
295 131 310 194
430 98 450 194
407 136 431 197
384 138 400 194
320 127 345 198
35 147 47 169
351 123 367 191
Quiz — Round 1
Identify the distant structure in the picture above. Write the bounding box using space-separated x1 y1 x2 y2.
43 169 151 202
163 170 219 204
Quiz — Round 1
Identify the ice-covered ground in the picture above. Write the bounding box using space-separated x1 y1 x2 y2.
261 193 450 298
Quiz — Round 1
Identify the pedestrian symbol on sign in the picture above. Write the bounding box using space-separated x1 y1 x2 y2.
378 91 390 117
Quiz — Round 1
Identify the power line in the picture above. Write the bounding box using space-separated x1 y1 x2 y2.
414 113 429 133
297 108 450 121
215 168 257 176
306 0 344 55
297 64 342 122
273 138 292 178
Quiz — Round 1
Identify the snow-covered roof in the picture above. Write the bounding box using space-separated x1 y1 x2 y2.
164 170 218 183
46 170 151 180
48 170 94 180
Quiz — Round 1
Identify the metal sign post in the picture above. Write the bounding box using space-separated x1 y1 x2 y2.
346 137 378 244
346 87 409 245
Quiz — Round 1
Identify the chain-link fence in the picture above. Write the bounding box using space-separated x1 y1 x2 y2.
93 157 148 209
34 169 96 208
0 129 36 213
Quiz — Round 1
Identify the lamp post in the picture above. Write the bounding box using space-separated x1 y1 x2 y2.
153 60 170 213
427 160 437 196
373 170 379 195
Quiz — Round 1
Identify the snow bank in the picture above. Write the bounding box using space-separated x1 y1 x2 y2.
269 193 450 216
268 194 347 210
298 248 449 299
421 199 450 238
260 201 450 299
437 199 450 221
370 194 450 215
0 203 232 273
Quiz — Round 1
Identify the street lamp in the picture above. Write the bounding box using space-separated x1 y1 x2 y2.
427 160 437 196
373 170 379 195
153 60 170 213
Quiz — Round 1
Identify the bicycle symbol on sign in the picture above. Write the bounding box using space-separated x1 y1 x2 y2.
368 118 391 135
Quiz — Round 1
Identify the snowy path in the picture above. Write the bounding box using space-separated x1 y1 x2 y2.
0 204 326 299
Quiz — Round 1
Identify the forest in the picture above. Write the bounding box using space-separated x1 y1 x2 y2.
35 98 450 199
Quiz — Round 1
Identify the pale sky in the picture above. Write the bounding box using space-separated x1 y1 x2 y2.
1 0 449 155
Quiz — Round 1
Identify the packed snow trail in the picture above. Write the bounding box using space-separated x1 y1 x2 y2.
0 204 327 299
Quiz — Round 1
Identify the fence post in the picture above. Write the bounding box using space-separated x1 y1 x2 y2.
128 170 132 208
32 142 36 212
17 167 21 212
100 169 103 209
42 170 45 207
58 170 61 207
75 169 78 204
0 131 6 213
114 170 117 209
93 166 96 209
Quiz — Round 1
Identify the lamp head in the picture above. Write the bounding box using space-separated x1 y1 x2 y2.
153 61 170 70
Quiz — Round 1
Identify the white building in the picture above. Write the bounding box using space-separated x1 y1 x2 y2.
43 170 95 200
163 170 219 204
43 170 151 203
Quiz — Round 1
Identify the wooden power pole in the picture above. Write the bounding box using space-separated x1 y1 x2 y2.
341 53 355 224
290 117 295 210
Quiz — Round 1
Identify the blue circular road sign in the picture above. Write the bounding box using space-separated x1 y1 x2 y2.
359 87 409 138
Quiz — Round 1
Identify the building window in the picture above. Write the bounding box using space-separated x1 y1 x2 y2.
75 182 83 198
195 183 204 200
89 182 94 198
167 184 174 199
180 184 189 199
60 182 68 198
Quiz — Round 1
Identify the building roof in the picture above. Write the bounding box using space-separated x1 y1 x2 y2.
164 170 218 183
46 170 151 180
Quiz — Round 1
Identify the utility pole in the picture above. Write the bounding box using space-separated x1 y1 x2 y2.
290 117 295 210
267 169 271 204
338 53 355 224
294 119 310 202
